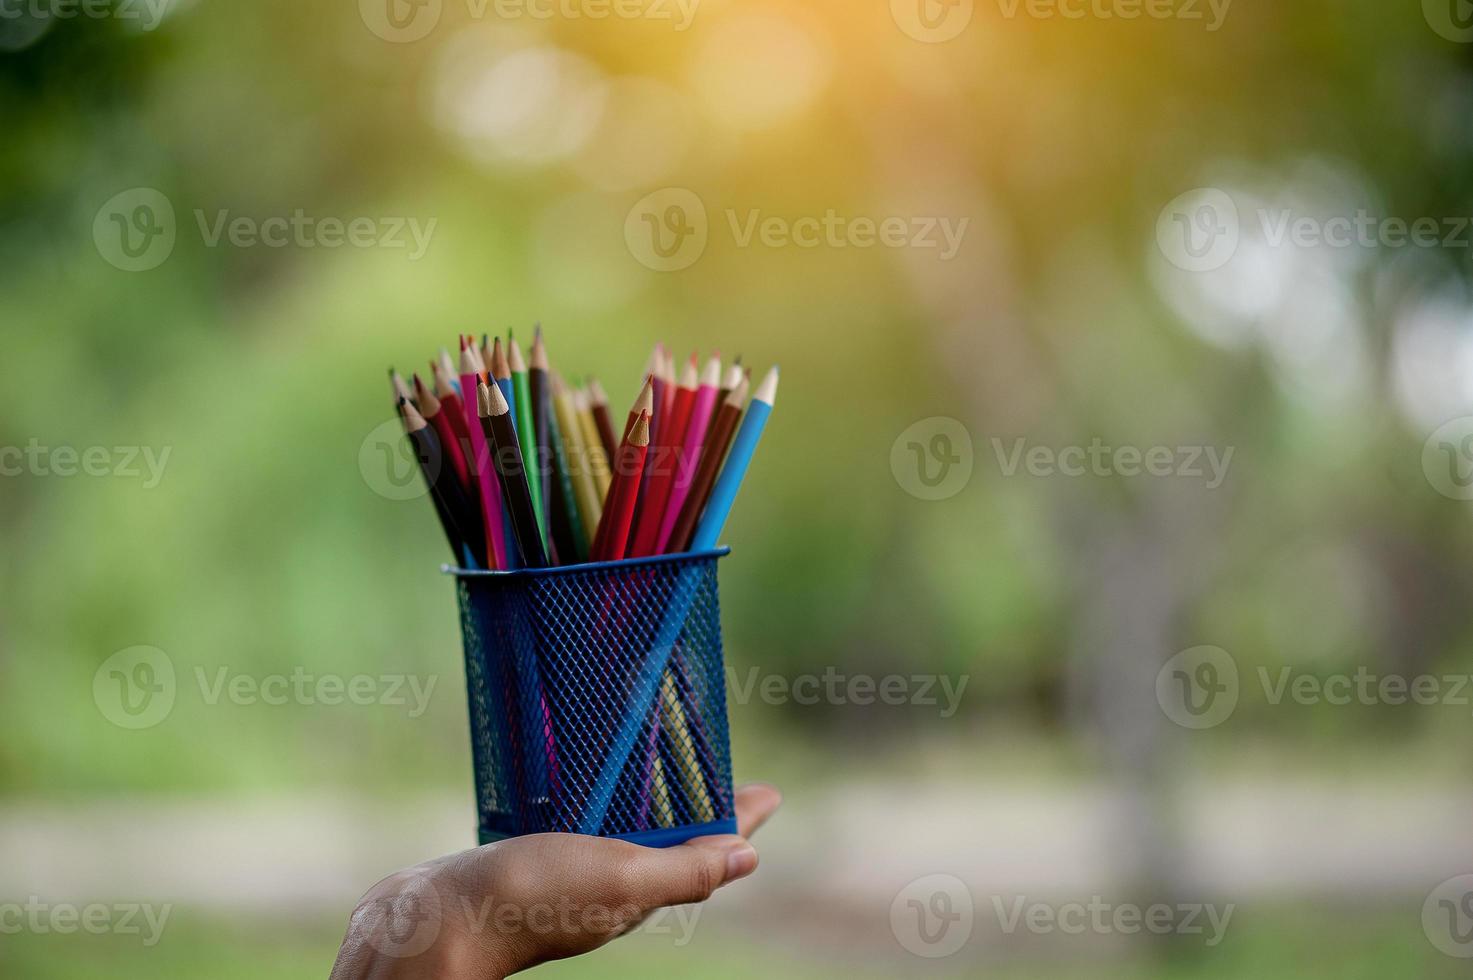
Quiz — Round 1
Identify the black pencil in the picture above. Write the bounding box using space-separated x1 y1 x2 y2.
478 380 549 568
402 399 471 562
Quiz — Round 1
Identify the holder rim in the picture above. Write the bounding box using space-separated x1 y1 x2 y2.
443 546 731 580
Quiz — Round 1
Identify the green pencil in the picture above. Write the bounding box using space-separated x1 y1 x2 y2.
508 332 547 545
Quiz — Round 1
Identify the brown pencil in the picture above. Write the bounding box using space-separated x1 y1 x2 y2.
587 376 619 461
666 375 748 553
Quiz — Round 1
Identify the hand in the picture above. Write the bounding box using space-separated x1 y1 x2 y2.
330 783 782 979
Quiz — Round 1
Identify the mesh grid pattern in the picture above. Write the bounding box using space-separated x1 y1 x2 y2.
455 553 735 843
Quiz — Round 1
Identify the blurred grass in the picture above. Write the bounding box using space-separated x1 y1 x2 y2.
1 904 1464 980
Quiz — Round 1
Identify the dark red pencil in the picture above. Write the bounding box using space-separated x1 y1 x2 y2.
587 376 619 462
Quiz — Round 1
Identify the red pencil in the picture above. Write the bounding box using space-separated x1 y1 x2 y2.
459 339 508 570
596 411 650 561
628 355 696 557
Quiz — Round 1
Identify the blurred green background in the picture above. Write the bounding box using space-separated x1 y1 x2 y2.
4 0 1473 976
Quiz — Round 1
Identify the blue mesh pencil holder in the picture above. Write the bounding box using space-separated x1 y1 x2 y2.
449 548 737 848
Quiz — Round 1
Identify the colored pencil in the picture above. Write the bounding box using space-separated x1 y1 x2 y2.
595 411 650 561
648 344 668 450
555 374 602 552
508 334 547 549
666 375 747 553
587 376 619 462
544 373 588 563
401 399 472 562
718 355 743 404
478 380 548 568
459 341 508 569
691 367 778 551
656 353 721 552
488 338 522 570
531 330 578 563
622 376 654 444
438 347 460 394
413 373 471 493
574 387 612 499
630 355 696 557
390 368 415 408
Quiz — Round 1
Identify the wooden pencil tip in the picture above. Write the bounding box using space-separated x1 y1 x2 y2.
632 410 651 445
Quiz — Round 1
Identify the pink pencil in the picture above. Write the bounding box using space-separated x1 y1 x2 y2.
656 352 721 552
459 337 509 570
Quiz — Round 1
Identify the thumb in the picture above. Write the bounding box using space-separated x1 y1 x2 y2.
618 835 759 910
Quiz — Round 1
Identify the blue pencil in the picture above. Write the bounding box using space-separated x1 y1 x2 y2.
689 366 778 551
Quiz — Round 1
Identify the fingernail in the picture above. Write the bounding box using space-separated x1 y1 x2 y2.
724 844 758 884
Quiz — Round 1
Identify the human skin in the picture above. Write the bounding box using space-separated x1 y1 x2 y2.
330 783 782 978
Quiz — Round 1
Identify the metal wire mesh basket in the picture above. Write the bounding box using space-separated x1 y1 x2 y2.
450 548 737 847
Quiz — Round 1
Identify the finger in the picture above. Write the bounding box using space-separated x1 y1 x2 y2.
617 834 757 909
734 782 782 838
